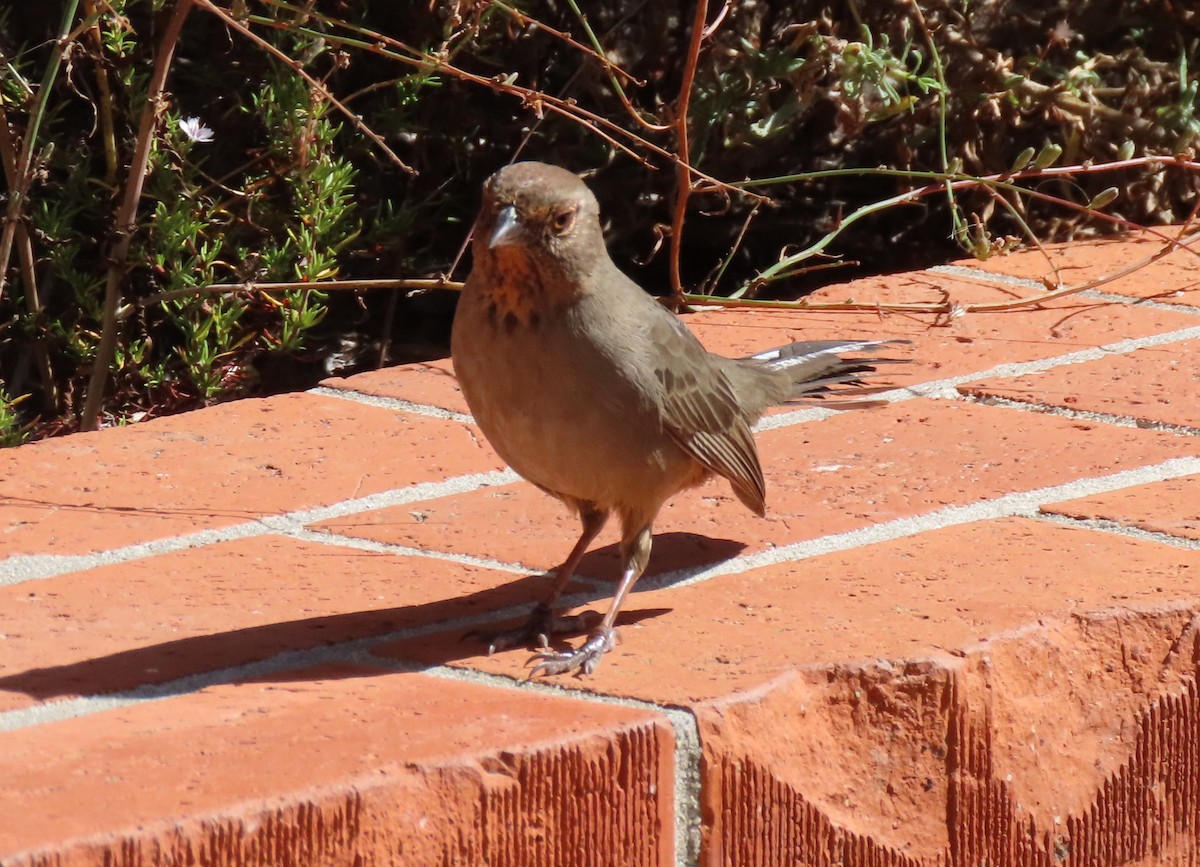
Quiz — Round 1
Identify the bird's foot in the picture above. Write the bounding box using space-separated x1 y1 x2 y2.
527 628 616 677
464 603 594 655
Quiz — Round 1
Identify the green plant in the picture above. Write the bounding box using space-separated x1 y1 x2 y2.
0 386 28 447
0 0 1198 444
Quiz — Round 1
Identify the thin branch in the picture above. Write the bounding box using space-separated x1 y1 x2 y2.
83 0 120 185
977 183 1063 286
697 200 760 297
558 0 669 133
250 0 767 202
740 154 1200 190
134 277 461 310
903 0 965 247
193 0 416 175
81 0 193 431
0 0 82 305
0 109 58 411
497 0 643 86
685 228 1200 316
738 156 1200 295
667 0 712 301
135 220 1200 331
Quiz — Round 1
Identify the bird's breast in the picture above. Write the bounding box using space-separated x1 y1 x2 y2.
452 291 700 510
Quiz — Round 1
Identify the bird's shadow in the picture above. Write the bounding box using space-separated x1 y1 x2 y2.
0 532 745 702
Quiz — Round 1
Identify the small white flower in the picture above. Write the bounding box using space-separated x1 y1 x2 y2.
179 116 214 142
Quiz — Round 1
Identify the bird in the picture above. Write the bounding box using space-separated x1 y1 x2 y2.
451 161 907 676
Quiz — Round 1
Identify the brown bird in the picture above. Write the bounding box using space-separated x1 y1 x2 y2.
452 162 906 676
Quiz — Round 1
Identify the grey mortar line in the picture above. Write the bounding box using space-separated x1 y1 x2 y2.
308 385 475 424
407 663 704 867
263 468 519 526
5 453 1197 737
279 524 539 576
927 263 1200 315
1082 289 1200 315
964 393 1200 437
924 263 1183 303
6 319 1200 587
927 263 1047 290
0 519 273 587
279 525 616 594
253 454 1200 648
0 469 518 586
927 268 1200 325
635 456 1200 592
0 642 388 734
287 452 1197 587
757 322 1200 430
1034 510 1200 550
312 321 1200 434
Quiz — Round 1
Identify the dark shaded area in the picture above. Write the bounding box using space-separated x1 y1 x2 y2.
0 530 742 701
2 1 1198 435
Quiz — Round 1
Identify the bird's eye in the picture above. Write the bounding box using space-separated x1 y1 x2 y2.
549 207 577 236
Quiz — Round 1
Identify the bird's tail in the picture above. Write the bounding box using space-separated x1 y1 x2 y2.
748 339 911 409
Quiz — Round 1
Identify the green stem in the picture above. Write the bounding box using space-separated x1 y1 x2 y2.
0 0 82 304
81 0 194 431
736 159 1197 294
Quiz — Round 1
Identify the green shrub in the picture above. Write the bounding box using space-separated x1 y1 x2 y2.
1 0 1196 442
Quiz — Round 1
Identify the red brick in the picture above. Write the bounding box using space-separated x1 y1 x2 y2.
320 358 468 415
314 398 1197 578
941 225 1200 307
375 518 1200 863
0 535 574 712
1043 474 1200 540
764 272 1199 389
961 339 1200 427
0 392 500 560
700 614 1200 866
2 230 1198 867
677 306 914 359
0 671 673 866
377 517 1199 699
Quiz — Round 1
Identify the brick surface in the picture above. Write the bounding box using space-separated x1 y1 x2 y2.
314 398 1197 578
962 339 1200 427
0 534 574 712
2 230 1199 867
702 615 1200 866
320 357 467 415
942 227 1200 307
0 671 674 866
0 392 503 560
377 518 1200 701
795 272 1200 394
1042 474 1200 541
376 518 1200 864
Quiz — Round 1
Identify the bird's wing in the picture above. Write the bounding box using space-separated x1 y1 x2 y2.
648 313 767 516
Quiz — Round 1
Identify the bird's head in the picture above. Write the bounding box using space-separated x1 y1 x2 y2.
473 162 606 285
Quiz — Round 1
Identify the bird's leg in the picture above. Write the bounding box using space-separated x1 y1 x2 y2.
530 523 652 677
466 505 609 655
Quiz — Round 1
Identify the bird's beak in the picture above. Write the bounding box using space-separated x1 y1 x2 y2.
488 205 522 249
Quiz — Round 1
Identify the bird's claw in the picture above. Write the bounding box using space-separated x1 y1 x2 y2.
527 629 616 678
463 604 594 656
